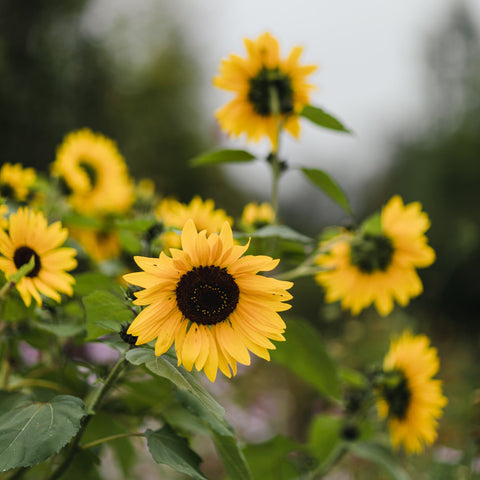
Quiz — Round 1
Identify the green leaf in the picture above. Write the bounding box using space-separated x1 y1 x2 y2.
83 290 133 340
361 212 382 235
174 389 232 436
32 321 85 338
245 225 314 244
73 272 114 297
118 230 142 254
301 168 352 214
242 435 303 480
348 442 412 480
145 426 208 480
9 255 35 283
301 105 351 133
308 415 343 468
190 149 256 167
271 318 341 400
0 393 86 470
212 432 252 480
126 349 229 433
115 216 157 233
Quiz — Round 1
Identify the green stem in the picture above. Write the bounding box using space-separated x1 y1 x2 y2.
81 432 144 450
0 281 14 302
45 351 129 480
268 85 283 224
308 444 348 479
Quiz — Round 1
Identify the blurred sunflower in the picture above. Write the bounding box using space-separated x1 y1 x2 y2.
213 32 317 149
376 331 447 454
0 202 8 230
0 163 36 202
315 196 435 316
156 196 233 250
241 202 275 230
124 219 293 382
70 227 121 262
51 129 134 216
0 208 77 306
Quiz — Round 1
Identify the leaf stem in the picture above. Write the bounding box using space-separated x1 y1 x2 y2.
81 432 144 450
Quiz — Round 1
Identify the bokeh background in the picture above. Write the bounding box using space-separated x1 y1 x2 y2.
2 0 480 477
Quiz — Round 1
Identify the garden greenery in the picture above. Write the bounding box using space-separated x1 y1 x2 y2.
0 32 451 480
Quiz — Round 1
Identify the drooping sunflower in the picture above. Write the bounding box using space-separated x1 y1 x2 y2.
376 331 447 454
0 163 36 202
51 129 134 216
0 208 77 307
123 219 293 382
315 196 435 316
156 196 233 250
213 32 317 149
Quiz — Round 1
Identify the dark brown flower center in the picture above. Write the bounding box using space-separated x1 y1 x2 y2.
248 67 294 116
379 369 411 420
350 232 394 273
175 265 239 325
13 246 41 277
78 160 98 189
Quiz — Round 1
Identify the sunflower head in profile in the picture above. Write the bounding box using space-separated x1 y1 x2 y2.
213 32 317 149
0 163 36 202
0 208 77 307
315 196 435 316
375 331 447 454
241 202 275 231
51 129 134 216
123 219 293 382
155 196 233 251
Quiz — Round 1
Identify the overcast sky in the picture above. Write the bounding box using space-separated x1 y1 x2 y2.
86 0 480 219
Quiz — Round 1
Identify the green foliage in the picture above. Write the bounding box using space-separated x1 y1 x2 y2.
301 105 351 133
212 433 252 480
190 149 256 167
146 426 207 480
242 436 304 480
308 414 343 468
348 442 412 480
0 392 86 471
83 290 134 339
8 255 35 283
271 318 341 400
301 168 352 214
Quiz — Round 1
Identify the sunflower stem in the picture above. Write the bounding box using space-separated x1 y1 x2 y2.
45 350 129 480
0 280 14 302
268 85 284 224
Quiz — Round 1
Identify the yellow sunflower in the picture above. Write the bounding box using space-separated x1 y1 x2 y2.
241 202 275 230
376 331 447 454
315 196 435 316
0 202 8 230
0 208 77 307
156 196 233 250
0 163 36 202
123 219 293 382
51 129 134 216
70 227 121 262
213 32 317 149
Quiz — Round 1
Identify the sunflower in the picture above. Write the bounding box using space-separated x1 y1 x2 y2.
0 202 8 230
123 219 293 382
315 196 435 316
51 129 134 216
241 202 275 230
0 163 36 202
376 331 447 454
0 208 77 307
70 227 121 262
213 32 317 149
155 196 233 250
